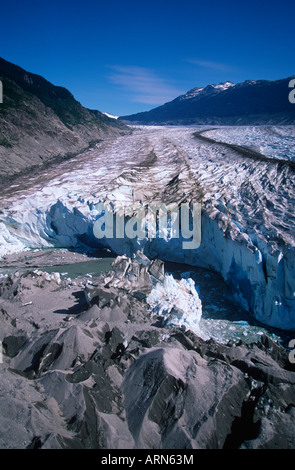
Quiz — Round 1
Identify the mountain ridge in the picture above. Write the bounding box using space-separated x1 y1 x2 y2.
119 76 295 125
0 57 129 183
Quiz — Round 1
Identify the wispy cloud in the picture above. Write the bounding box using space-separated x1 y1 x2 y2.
108 66 184 105
186 59 236 72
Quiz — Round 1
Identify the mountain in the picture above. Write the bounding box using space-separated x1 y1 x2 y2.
119 77 295 125
0 57 128 183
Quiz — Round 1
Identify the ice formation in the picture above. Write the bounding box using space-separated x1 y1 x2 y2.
202 126 295 162
146 274 203 334
0 125 294 331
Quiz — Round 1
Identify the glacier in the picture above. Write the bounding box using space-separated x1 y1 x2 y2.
0 126 294 331
201 126 295 162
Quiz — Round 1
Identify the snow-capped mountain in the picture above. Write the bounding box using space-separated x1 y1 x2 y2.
103 112 119 119
180 81 235 100
119 77 295 125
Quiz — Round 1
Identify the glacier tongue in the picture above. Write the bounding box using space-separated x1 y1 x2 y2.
0 126 294 331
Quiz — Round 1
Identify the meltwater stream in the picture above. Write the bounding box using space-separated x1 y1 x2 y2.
164 261 290 346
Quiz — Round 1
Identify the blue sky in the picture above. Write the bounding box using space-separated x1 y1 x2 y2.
1 0 294 116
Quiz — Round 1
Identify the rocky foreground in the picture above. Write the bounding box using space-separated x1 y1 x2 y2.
0 251 294 449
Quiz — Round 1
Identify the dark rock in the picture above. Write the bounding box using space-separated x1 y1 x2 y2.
26 436 42 449
0 254 294 449
101 327 127 361
130 330 161 349
122 347 249 448
2 334 27 358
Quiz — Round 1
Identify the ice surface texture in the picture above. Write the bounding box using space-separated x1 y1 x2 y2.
0 126 294 330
